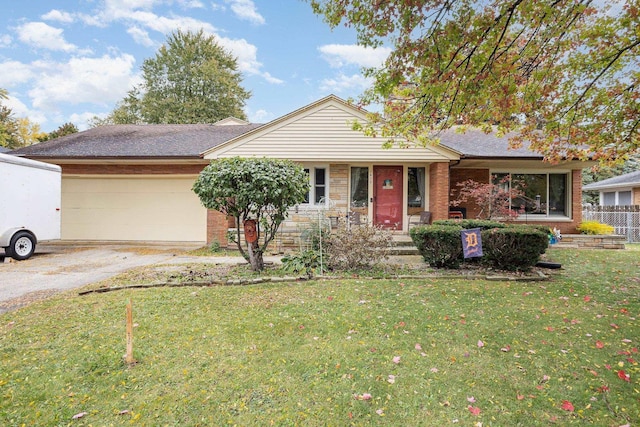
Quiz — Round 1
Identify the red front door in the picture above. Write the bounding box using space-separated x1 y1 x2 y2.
374 166 403 230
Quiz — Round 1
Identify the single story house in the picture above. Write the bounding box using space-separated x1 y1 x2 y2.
583 170 640 206
10 95 589 246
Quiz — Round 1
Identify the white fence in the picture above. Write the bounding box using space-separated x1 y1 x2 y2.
582 205 640 243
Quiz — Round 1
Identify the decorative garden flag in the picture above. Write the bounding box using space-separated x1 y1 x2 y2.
461 228 483 258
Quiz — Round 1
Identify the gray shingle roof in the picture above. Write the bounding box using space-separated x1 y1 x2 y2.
9 119 541 161
438 128 542 158
10 123 262 159
583 170 640 190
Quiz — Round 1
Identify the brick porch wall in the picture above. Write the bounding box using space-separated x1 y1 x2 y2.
429 162 450 221
449 168 489 219
207 210 229 246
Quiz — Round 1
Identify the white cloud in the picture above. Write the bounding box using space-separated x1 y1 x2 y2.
217 36 281 83
127 26 156 47
27 54 139 110
262 72 284 85
70 111 104 131
225 0 265 25
319 73 372 93
248 108 274 123
42 10 75 23
319 44 391 68
16 22 77 52
0 34 11 47
0 61 34 87
177 0 205 8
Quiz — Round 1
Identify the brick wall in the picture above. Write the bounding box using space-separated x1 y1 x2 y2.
429 162 450 221
61 163 207 175
449 168 489 219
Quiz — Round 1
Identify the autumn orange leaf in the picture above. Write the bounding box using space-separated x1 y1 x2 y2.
596 340 604 349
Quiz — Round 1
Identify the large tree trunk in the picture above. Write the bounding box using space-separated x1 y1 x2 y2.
247 241 264 271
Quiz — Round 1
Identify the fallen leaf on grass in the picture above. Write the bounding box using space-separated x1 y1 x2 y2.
468 406 481 416
72 412 88 419
617 370 630 382
477 340 484 348
596 340 604 349
467 396 476 403
561 400 574 412
392 356 401 364
354 393 372 401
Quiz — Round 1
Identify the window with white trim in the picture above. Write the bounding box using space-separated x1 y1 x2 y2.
602 190 632 206
493 172 569 217
303 167 328 205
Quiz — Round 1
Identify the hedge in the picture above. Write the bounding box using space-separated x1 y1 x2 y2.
410 223 548 271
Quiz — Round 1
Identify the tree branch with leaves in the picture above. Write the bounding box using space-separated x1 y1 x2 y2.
310 0 639 164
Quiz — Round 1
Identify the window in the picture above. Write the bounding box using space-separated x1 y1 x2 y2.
619 191 632 205
407 167 425 208
602 190 632 206
493 172 569 217
350 167 369 208
303 167 327 205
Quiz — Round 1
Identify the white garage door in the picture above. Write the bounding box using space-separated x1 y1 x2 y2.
62 176 207 242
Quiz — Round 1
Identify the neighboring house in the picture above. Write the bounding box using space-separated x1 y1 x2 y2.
10 95 590 246
0 146 8 153
583 170 640 206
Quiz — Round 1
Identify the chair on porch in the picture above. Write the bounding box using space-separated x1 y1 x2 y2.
408 211 432 228
348 211 362 228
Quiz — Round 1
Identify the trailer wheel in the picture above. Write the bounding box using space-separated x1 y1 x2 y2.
9 231 36 260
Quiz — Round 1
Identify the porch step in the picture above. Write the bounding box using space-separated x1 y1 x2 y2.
390 234 420 256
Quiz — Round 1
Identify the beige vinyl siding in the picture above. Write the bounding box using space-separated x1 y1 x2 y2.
62 176 207 242
207 102 458 162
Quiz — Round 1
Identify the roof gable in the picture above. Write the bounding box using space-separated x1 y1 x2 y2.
204 95 459 162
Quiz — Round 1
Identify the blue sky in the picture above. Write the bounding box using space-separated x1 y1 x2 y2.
0 0 390 132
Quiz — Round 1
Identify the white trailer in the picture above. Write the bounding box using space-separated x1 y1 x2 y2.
0 153 61 260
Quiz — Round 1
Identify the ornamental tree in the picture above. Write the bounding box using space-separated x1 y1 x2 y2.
451 176 524 220
192 157 309 271
310 0 639 164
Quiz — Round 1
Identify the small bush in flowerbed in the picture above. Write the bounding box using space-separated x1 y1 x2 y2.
281 249 321 277
324 223 393 271
411 222 548 271
578 220 615 235
410 224 464 268
481 226 549 271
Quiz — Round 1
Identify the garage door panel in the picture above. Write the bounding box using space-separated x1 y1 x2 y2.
62 177 207 242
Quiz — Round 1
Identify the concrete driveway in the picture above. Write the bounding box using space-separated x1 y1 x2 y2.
0 242 209 314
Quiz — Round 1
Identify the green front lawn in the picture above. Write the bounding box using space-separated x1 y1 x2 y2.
1 247 638 426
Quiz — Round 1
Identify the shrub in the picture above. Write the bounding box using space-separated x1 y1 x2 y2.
578 220 615 235
410 224 463 268
324 224 393 271
481 227 549 271
411 223 548 271
281 249 321 277
433 219 505 229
